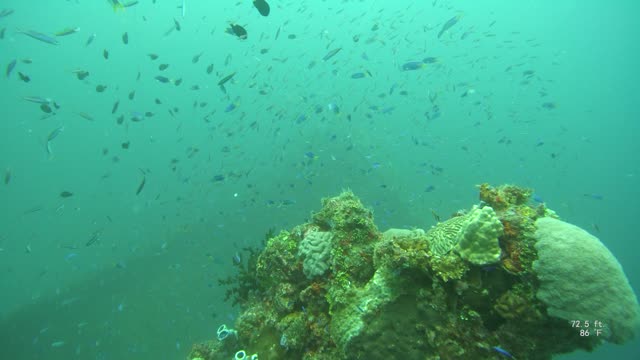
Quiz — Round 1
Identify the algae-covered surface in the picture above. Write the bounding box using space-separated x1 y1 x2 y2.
189 184 637 360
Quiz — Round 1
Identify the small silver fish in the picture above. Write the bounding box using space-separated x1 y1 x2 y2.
46 125 64 156
18 29 59 45
47 125 64 142
85 33 96 47
322 47 341 61
22 96 52 104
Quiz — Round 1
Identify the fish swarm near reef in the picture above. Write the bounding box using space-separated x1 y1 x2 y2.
200 184 639 360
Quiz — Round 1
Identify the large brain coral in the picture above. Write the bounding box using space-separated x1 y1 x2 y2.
533 217 640 344
298 229 333 279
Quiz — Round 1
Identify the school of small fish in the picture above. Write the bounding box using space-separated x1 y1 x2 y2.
0 0 599 358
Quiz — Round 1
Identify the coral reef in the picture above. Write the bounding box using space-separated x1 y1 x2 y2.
189 184 638 360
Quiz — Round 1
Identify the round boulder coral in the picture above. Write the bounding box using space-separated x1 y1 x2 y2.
533 217 640 344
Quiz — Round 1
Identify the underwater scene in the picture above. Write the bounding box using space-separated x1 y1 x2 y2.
0 0 639 359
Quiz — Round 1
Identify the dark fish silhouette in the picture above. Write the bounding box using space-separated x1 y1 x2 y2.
226 24 247 40
253 0 270 16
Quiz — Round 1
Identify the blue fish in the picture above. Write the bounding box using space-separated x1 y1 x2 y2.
583 193 604 200
532 194 544 203
401 61 425 71
492 346 513 358
296 114 307 124
224 103 237 112
18 29 59 45
350 70 371 79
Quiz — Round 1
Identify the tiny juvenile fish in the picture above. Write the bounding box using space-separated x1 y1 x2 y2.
76 112 94 121
583 193 604 200
46 125 64 156
47 125 64 142
437 15 461 39
111 100 120 114
322 47 341 61
85 33 96 46
85 229 103 247
6 59 16 78
155 75 170 83
17 71 30 82
350 70 371 79
217 72 236 86
136 172 146 195
192 52 203 63
72 69 89 80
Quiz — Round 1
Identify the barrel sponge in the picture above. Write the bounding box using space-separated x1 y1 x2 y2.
298 229 333 279
533 217 640 344
454 206 503 265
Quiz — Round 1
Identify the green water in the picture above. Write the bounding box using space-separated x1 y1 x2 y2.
0 0 638 359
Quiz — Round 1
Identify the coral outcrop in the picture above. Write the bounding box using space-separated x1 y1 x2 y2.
196 184 639 360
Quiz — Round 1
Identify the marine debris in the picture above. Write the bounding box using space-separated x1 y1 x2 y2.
191 184 639 360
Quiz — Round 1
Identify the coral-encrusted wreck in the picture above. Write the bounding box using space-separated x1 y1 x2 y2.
189 184 640 360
